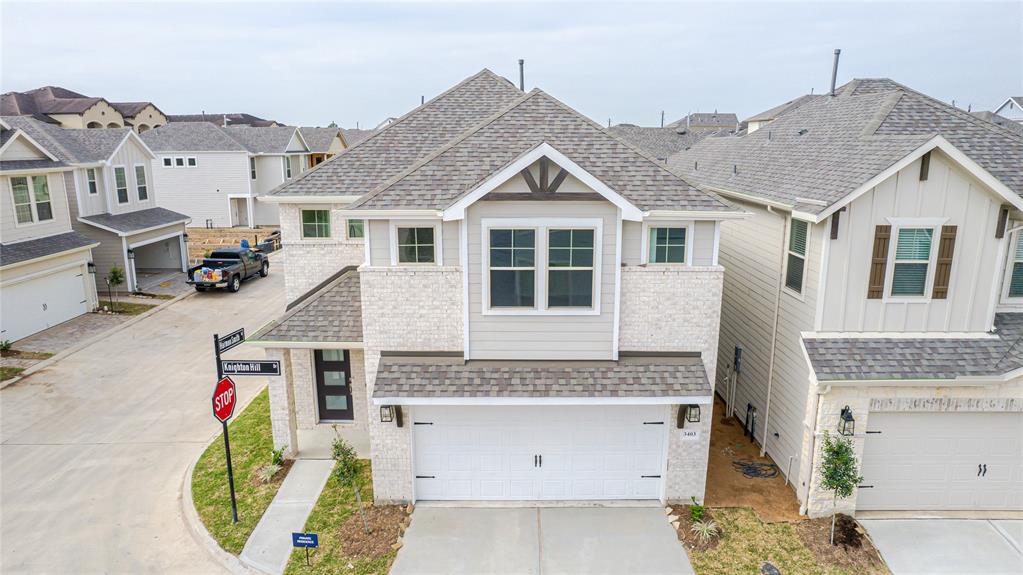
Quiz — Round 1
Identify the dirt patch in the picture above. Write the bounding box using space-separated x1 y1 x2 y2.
249 458 295 487
795 514 890 574
705 396 803 522
1 349 54 360
669 504 721 553
336 504 407 559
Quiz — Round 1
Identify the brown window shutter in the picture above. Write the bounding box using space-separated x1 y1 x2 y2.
867 225 891 299
932 225 957 299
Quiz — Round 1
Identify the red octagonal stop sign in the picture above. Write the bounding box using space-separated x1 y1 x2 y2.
212 376 237 423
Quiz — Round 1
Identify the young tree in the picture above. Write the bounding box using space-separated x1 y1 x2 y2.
331 429 370 534
819 431 864 545
106 266 125 312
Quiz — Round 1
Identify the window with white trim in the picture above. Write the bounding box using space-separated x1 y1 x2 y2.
284 156 292 179
647 226 686 264
785 218 808 293
890 227 933 296
346 219 364 239
249 157 256 180
396 227 435 263
114 167 129 203
87 168 98 194
162 157 172 167
548 228 594 307
1009 234 1023 298
187 157 197 167
301 209 330 238
10 176 53 224
134 165 148 200
489 229 535 307
174 157 184 167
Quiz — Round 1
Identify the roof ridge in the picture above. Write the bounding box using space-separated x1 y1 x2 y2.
12 116 78 163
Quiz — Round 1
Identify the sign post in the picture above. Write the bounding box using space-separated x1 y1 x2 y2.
292 532 319 566
213 331 243 524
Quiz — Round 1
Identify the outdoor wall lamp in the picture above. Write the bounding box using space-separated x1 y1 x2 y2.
127 249 135 260
677 404 701 428
380 405 403 427
838 405 855 436
87 261 97 274
182 233 189 242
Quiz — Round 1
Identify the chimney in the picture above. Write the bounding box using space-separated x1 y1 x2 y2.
830 49 842 96
518 59 525 91
660 111 665 127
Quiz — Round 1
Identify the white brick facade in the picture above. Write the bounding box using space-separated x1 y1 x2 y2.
278 203 365 302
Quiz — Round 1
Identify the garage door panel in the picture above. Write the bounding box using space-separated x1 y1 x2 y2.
1 267 88 341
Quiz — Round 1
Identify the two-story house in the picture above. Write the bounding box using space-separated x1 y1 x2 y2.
248 70 745 506
3 116 189 294
299 127 346 167
672 78 1023 518
1 86 168 132
0 120 100 341
142 124 313 227
994 96 1023 124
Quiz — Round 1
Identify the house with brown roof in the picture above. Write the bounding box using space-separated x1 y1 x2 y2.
246 69 746 506
1 86 168 132
671 78 1023 518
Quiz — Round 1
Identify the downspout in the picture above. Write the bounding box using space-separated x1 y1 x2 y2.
760 205 788 456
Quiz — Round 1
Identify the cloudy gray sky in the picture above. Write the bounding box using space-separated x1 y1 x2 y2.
3 1 1020 128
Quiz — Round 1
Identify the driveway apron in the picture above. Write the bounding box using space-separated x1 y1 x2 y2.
862 519 1023 575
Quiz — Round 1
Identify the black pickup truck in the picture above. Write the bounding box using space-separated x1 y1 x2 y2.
187 248 268 292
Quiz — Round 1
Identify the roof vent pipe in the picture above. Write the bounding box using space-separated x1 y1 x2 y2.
830 49 841 96
518 59 525 91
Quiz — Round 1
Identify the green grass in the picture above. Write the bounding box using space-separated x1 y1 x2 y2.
283 463 395 575
0 366 25 381
191 389 285 554
111 302 158 315
1 350 54 360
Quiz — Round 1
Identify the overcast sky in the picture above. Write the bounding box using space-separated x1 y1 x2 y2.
3 1 1020 128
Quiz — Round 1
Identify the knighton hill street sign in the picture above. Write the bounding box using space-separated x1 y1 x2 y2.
221 359 281 376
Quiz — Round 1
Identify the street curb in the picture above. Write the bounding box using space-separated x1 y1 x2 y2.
1 288 198 390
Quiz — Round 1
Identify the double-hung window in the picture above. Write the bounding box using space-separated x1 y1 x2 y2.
785 219 808 293
10 176 53 224
1009 234 1023 298
648 226 686 264
249 157 257 180
134 165 148 200
284 156 292 179
489 229 535 307
301 209 330 238
114 167 129 203
396 227 435 263
891 227 933 296
548 229 594 307
346 219 365 239
87 168 98 194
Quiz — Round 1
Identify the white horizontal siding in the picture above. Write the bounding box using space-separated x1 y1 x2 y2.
151 152 249 227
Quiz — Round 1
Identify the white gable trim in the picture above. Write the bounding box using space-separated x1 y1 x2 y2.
106 130 157 162
995 97 1023 116
286 129 311 153
0 129 60 161
816 135 1023 223
442 142 644 222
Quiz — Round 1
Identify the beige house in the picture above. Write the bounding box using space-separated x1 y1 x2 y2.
672 78 1023 518
248 69 745 506
2 86 167 133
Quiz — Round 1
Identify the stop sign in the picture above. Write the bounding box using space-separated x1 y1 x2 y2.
212 376 237 423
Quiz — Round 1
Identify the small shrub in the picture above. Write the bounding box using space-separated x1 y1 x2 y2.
259 463 281 484
690 519 719 543
271 445 287 466
689 496 706 522
332 427 370 533
0 340 11 353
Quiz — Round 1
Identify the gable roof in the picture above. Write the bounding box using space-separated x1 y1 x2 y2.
267 69 523 198
340 128 373 147
1 86 110 116
110 101 163 118
0 115 146 164
140 122 248 152
248 267 362 345
298 127 342 153
746 94 821 122
222 126 304 154
666 112 738 129
671 78 1023 217
607 124 713 160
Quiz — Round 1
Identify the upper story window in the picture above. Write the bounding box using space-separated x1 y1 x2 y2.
346 219 365 239
1008 234 1023 298
301 209 330 238
113 167 129 204
10 176 53 224
86 168 98 194
284 156 293 179
890 227 933 296
648 226 686 264
250 157 257 180
134 165 148 201
548 229 594 307
397 227 435 263
162 158 172 167
174 157 184 167
489 229 535 307
785 219 808 293
187 157 197 167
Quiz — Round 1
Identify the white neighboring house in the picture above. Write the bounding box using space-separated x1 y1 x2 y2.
142 123 316 227
994 96 1023 124
0 120 99 341
4 116 190 294
247 70 746 506
672 78 1023 518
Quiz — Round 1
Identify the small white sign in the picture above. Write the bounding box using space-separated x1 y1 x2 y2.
680 430 700 441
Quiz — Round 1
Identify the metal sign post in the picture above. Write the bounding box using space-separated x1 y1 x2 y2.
292 532 319 566
213 332 241 524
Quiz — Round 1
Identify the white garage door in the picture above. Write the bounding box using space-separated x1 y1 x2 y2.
412 405 668 501
0 267 88 341
858 412 1023 512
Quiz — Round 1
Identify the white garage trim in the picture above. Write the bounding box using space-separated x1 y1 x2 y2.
373 395 714 406
127 229 184 249
0 256 93 287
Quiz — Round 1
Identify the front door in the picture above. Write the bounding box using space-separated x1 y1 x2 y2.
314 350 354 421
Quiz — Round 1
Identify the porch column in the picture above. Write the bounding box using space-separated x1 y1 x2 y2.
266 348 299 458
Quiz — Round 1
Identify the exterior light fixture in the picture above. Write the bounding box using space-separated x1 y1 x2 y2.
182 233 189 242
380 405 403 427
127 249 135 260
838 405 855 436
87 262 97 274
677 404 702 428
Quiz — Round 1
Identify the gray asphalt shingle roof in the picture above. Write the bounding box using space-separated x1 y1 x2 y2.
972 111 1023 136
0 231 97 268
667 112 739 129
79 207 189 234
372 353 711 399
340 128 373 147
222 126 303 154
804 313 1023 381
0 159 68 171
298 127 342 153
250 267 362 343
746 94 821 122
607 124 713 160
140 122 248 152
166 113 278 127
2 115 132 164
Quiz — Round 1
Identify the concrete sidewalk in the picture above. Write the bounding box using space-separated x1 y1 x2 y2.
863 519 1023 575
239 460 334 575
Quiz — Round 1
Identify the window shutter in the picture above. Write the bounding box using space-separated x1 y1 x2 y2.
867 225 891 299
931 225 957 299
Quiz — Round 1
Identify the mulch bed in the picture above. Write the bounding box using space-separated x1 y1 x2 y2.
336 504 407 559
249 459 295 487
795 514 890 574
669 504 722 552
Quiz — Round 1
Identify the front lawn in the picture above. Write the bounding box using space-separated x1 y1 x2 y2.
0 366 24 381
191 388 290 554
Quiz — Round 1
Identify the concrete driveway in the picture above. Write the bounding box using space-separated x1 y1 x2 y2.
1 266 284 574
862 519 1023 575
390 506 695 575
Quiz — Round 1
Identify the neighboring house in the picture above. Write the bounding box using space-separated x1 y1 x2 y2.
608 124 714 161
994 96 1023 124
1 86 168 133
166 113 281 127
666 111 738 131
973 110 1023 136
671 78 1023 518
341 128 374 147
142 123 314 227
299 127 346 167
3 116 190 294
248 69 744 507
745 94 820 133
109 102 168 133
0 120 100 341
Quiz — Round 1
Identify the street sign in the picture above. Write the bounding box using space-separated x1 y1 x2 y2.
292 532 319 548
221 360 281 376
212 376 237 423
217 328 245 353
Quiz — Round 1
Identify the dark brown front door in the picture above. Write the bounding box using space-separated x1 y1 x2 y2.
314 349 354 421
